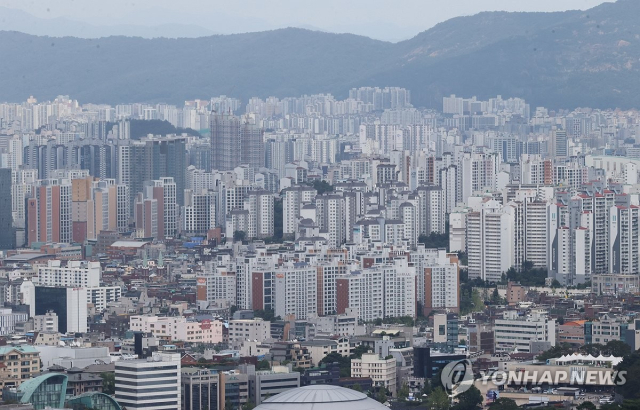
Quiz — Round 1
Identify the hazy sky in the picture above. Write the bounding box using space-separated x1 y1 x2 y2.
0 0 612 41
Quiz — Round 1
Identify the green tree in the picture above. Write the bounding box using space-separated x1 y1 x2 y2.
320 352 351 377
427 387 450 410
605 340 631 357
100 372 115 395
398 383 410 401
615 351 640 399
375 386 388 403
311 180 334 195
488 398 518 410
453 386 482 410
242 401 256 410
351 383 363 392
233 230 246 242
256 359 271 370
576 402 597 410
490 288 501 305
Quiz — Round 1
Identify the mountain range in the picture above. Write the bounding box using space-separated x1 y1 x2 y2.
0 0 639 109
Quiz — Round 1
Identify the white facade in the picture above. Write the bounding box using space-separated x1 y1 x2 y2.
129 315 224 344
467 199 515 282
35 260 101 288
115 352 181 410
227 319 271 348
351 353 397 395
494 310 556 353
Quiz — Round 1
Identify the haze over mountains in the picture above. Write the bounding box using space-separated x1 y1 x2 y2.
0 0 639 109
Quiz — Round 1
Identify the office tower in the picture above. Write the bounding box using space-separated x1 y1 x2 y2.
34 286 88 333
551 129 568 159
466 200 515 282
115 352 181 410
244 190 274 239
181 369 219 410
0 169 15 250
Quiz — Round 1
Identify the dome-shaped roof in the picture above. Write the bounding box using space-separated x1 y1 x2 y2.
255 385 388 410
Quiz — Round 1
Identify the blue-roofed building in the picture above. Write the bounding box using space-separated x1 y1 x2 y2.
66 392 123 410
2 373 68 410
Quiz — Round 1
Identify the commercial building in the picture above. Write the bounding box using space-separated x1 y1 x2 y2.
246 365 300 405
115 352 181 410
35 260 101 288
494 310 556 353
34 287 88 334
181 368 219 410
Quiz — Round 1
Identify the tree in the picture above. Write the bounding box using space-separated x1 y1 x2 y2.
551 279 562 288
453 386 483 410
233 230 246 242
256 359 271 370
100 372 115 395
605 340 631 357
398 383 410 401
488 398 518 410
615 351 640 399
427 387 450 410
242 401 256 410
311 180 334 195
375 386 388 403
490 288 502 305
351 383 363 392
576 402 597 410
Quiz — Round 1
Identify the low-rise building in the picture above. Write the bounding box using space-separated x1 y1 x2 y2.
351 352 397 395
0 346 40 398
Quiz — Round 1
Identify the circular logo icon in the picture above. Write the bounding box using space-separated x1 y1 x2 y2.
441 359 474 396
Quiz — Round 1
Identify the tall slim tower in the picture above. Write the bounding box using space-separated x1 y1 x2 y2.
0 169 15 250
210 113 264 171
210 113 240 171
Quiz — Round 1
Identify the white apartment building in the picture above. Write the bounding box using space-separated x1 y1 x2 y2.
33 311 58 333
87 286 122 311
227 319 271 349
274 262 317 320
0 308 28 335
115 352 181 410
244 190 274 239
494 310 556 353
129 315 224 344
466 199 515 282
315 194 346 247
35 260 101 288
199 262 237 307
351 353 397 395
282 185 317 236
